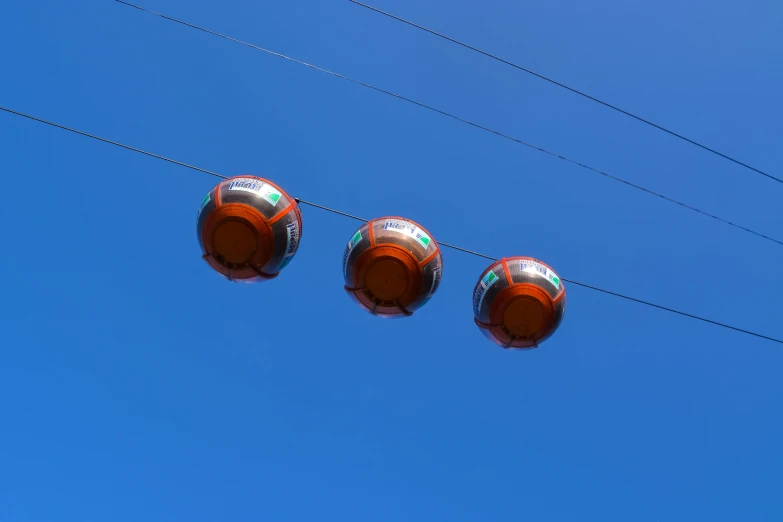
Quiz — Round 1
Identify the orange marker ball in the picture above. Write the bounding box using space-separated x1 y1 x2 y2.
196 176 302 282
342 217 443 317
473 257 566 349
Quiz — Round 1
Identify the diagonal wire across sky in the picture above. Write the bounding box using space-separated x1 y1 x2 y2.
2 104 780 345
348 0 779 185
113 0 783 248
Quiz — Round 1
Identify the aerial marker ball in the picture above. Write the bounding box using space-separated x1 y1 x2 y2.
473 257 566 349
343 217 443 317
196 176 302 282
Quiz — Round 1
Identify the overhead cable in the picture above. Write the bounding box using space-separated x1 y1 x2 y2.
114 1 782 248
348 0 779 185
2 104 779 345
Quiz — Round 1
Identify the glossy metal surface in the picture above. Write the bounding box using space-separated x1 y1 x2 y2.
473 256 566 348
343 216 443 316
197 176 302 282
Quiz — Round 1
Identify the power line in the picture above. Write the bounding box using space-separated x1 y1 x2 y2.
297 199 783 345
293 198 499 261
4 106 769 343
114 1 783 249
0 106 226 180
348 0 780 185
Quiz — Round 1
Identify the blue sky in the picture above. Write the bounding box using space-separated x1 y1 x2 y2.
1 0 782 520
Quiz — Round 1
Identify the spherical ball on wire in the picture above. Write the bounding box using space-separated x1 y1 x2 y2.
196 175 302 282
473 256 566 349
342 216 443 317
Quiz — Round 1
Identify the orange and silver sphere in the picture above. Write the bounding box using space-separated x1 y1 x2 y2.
196 176 302 282
473 257 566 349
343 217 443 317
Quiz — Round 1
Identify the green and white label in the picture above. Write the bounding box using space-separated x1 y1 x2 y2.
228 178 282 207
382 219 432 249
473 269 500 315
519 260 561 290
198 192 210 216
342 229 363 277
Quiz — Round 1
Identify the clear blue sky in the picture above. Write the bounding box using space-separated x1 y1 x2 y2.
1 0 782 520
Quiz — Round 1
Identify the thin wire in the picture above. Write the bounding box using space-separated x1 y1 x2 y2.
298 197 782 345
294 198 366 223
2 105 781 345
295 198 499 260
0 106 227 180
348 0 780 185
114 1 783 249
557 279 783 345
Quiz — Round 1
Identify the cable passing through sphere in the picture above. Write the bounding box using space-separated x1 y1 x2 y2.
197 176 302 282
343 216 443 317
473 257 566 349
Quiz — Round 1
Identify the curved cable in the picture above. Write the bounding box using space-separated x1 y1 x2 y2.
1 105 780 345
113 1 783 248
348 0 779 185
